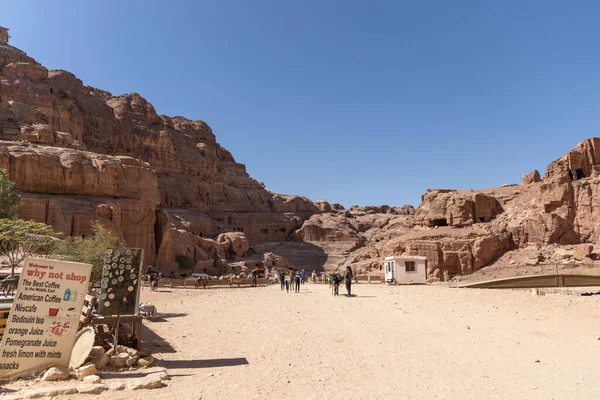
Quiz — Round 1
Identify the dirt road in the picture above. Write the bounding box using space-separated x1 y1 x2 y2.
12 282 600 399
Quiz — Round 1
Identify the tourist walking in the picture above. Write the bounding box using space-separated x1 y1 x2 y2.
311 270 317 283
344 266 353 296
280 272 285 290
300 269 306 285
294 270 301 293
285 273 290 293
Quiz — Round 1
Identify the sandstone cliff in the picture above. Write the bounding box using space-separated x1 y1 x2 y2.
3 30 599 280
0 31 317 274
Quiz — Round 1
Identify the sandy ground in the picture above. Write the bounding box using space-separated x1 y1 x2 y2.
6 282 600 399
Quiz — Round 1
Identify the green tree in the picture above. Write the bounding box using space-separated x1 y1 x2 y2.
0 169 20 219
0 219 58 277
53 221 123 284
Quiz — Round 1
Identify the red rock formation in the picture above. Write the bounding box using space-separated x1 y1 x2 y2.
0 32 317 274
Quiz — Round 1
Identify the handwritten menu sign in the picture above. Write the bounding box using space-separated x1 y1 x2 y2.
97 248 143 316
0 258 91 379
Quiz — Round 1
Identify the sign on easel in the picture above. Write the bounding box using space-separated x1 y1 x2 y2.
0 258 91 379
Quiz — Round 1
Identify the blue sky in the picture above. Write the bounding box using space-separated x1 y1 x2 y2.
2 0 599 207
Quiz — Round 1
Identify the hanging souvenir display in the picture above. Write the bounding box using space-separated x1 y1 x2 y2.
97 248 143 316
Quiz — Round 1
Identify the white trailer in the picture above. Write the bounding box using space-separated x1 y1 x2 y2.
384 255 427 284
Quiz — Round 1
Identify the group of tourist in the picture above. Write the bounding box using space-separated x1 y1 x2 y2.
277 269 307 293
274 266 355 297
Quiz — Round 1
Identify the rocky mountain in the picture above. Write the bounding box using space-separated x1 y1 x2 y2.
1 27 598 280
294 138 600 280
0 27 317 275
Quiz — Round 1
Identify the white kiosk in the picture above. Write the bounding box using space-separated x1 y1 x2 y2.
384 255 427 284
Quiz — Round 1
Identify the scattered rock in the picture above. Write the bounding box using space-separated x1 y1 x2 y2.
552 248 574 260
24 387 78 399
138 355 155 367
109 353 129 369
75 363 97 380
127 374 163 390
92 353 109 370
125 347 140 358
126 356 140 367
574 244 594 261
107 381 127 391
41 366 69 381
76 383 109 394
522 170 541 185
89 346 106 358
83 374 102 384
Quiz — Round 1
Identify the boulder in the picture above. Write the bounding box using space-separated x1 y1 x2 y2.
137 355 155 367
76 383 109 394
92 353 109 370
216 232 249 258
83 375 102 384
552 248 574 260
75 363 97 380
41 366 69 381
574 244 594 261
522 170 541 184
23 387 78 399
107 381 127 391
127 374 163 390
108 353 129 369
88 346 105 358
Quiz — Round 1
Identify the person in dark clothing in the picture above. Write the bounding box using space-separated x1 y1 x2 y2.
300 269 306 285
280 271 286 291
251 271 257 287
344 266 353 297
294 270 301 293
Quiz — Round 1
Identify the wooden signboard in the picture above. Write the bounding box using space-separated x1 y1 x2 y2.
97 248 143 316
0 258 91 379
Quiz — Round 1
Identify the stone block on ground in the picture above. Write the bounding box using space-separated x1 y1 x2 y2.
92 353 109 370
109 353 129 369
24 387 78 399
137 355 155 367
89 346 106 358
83 374 101 384
127 374 163 390
107 381 127 391
75 363 97 380
76 384 109 394
574 244 594 261
41 366 69 381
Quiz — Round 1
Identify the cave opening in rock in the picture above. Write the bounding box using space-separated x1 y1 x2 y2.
431 219 448 227
568 170 574 180
576 169 585 180
479 217 485 222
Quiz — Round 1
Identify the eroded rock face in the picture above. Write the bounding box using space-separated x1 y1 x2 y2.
545 138 600 182
0 36 318 272
414 190 503 227
522 170 541 184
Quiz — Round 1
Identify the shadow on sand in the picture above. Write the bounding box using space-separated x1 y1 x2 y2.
141 324 177 353
145 313 188 322
160 358 249 369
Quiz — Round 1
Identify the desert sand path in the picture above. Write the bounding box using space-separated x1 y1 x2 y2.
61 283 600 399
